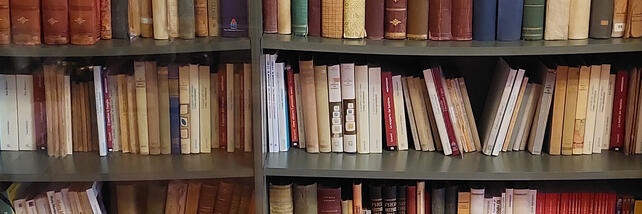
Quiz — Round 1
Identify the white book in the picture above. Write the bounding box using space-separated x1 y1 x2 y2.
354 65 369 153
0 74 18 151
64 76 72 155
423 69 452 155
512 84 535 151
492 68 525 156
527 66 556 155
86 186 103 214
328 64 344 152
470 188 485 214
501 193 506 214
402 77 421 151
505 189 514 214
583 65 602 154
26 200 37 214
266 55 278 152
109 76 121 152
46 191 56 214
93 66 108 156
16 75 35 151
294 73 306 149
484 198 493 214
480 59 517 155
417 181 425 214
593 65 610 153
603 74 616 150
512 189 530 214
189 64 201 153
518 85 541 151
391 75 408 150
492 197 502 214
368 67 383 153
61 188 72 214
13 199 27 214
275 62 289 152
528 189 537 214
341 63 357 153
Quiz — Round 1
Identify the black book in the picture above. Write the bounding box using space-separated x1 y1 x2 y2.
431 187 446 214
445 185 458 214
369 185 383 214
396 185 407 214
110 0 129 39
383 185 397 214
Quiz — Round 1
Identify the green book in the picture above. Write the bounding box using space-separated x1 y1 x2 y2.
292 0 308 36
521 0 545 40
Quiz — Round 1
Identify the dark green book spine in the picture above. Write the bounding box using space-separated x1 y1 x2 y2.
521 0 545 40
178 0 195 39
292 0 308 36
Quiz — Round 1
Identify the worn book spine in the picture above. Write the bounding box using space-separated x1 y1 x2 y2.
293 183 318 213
384 0 407 39
195 0 208 36
168 65 180 154
626 0 642 38
429 0 451 40
343 0 366 38
158 67 171 154
341 63 357 153
292 0 308 35
243 64 252 152
300 60 319 152
603 74 616 150
392 75 408 150
10 0 41 45
199 65 211 153
207 0 219 36
366 0 385 39
278 0 292 34
145 62 161 155
178 0 195 39
139 0 152 37
167 0 179 37
219 65 228 150
294 74 306 148
309 0 322 36
568 0 591 39
270 184 294 214
100 0 111 39
353 183 363 214
610 71 628 150
0 0 9 44
431 187 445 214
189 64 201 153
263 0 277 33
69 0 100 45
135 62 150 154
128 0 141 37
397 186 407 214
41 0 69 44
406 0 428 39
33 70 47 150
589 0 614 38
407 186 417 214
315 65 332 152
111 0 129 39
287 67 299 145
562 67 580 155
612 0 628 37
572 66 590 155
198 184 217 214
382 71 398 150
472 0 496 40
496 0 524 41
220 0 249 37
185 181 202 214
322 0 344 38
544 0 571 40
452 0 472 40
521 0 545 40
328 64 344 152
178 65 191 154
152 0 169 39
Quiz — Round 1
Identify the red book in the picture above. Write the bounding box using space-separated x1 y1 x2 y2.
431 67 460 155
41 0 69 44
549 193 561 214
219 67 227 149
610 71 628 150
560 193 570 214
69 0 100 45
286 66 299 145
0 0 9 44
365 0 384 39
381 71 397 150
10 0 40 45
428 0 452 40
33 69 47 150
594 193 601 214
103 75 113 151
425 188 430 214
451 0 472 40
536 192 544 214
262 0 277 33
308 0 321 36
406 186 416 214
317 187 342 214
609 193 616 214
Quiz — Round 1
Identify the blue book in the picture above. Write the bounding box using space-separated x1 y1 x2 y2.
473 0 497 41
496 0 524 41
168 65 181 154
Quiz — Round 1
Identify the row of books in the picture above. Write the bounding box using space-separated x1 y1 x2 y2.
269 179 642 214
3 182 104 214
115 179 254 214
263 0 642 41
0 60 252 157
0 0 248 45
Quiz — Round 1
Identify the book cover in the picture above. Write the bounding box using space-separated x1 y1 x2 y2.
184 181 202 214
603 74 616 150
220 0 249 37
432 68 462 156
277 0 292 34
126 75 139 154
69 0 100 45
527 66 556 154
355 65 369 153
589 0 614 38
292 0 308 35
0 75 18 151
365 0 385 39
457 78 481 151
612 0 628 37
472 0 496 40
452 0 473 40
108 76 120 152
385 0 407 39
41 0 69 44
100 0 112 39
315 65 332 152
424 70 451 154
309 0 322 36
521 0 545 40
158 66 171 154
10 0 40 45
167 0 178 37
496 0 524 40
128 0 141 37
370 185 383 213
382 71 398 150
593 65 611 153
479 59 516 155
392 75 408 150
220 64 230 151
16 75 35 150
263 0 277 33
415 77 437 151
343 0 366 38
549 66 568 155
294 73 306 148
195 0 208 36
211 71 219 149
178 0 195 39
294 183 318 213
111 0 129 39
383 185 397 214
328 64 344 152
139 0 152 37
369 67 383 153
429 0 451 40
322 0 344 38
318 186 342 214
406 0 428 40
402 77 422 151
92 67 108 156
189 64 201 153
270 184 294 213
583 65 602 154
341 63 358 153
169 65 181 154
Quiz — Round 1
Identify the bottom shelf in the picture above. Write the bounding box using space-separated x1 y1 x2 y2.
0 150 254 181
265 149 642 180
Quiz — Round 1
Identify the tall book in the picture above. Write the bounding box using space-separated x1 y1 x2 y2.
178 0 195 39
152 0 169 39
549 66 568 155
126 75 139 154
300 60 319 153
41 0 69 44
424 70 452 155
139 0 152 37
207 0 219 36
0 0 9 44
458 78 482 151
168 0 179 37
92 67 108 156
411 77 435 151
382 71 398 150
392 75 408 150
429 0 451 40
189 64 201 153
0 75 18 151
417 182 425 214
383 185 397 214
568 0 591 39
294 73 306 148
69 0 100 45
341 63 358 153
293 183 318 213
562 67 580 155
199 66 211 153
277 0 292 34
544 0 571 40
589 0 614 38
145 62 161 155
226 64 235 152
406 0 428 40
309 0 322 36
263 0 277 33
592 65 611 152
321 0 344 38
184 181 202 214
521 0 545 40
179 65 191 154
458 192 471 214
624 69 639 154
496 0 524 41
385 0 407 39
111 0 130 39
355 65 369 153
158 66 171 154
603 74 616 150
328 64 344 152
315 65 332 152
583 65 601 154
402 77 422 151
117 75 130 153
266 56 277 152
128 0 141 37
220 64 230 151
572 66 590 154
452 0 473 40
369 67 383 153
275 63 289 151
365 0 385 39
108 76 121 152
472 0 496 40
243 64 252 151
10 0 40 45
293 0 308 35
169 65 181 154
610 71 628 150
625 0 642 38
134 62 150 155
480 58 516 155
527 65 556 154
166 180 188 214
220 0 249 37
16 75 35 150
195 0 208 36
432 68 463 155
343 0 366 38
612 0 628 37
211 71 219 149
198 184 217 214
422 77 441 152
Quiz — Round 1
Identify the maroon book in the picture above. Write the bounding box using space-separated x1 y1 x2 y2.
309 0 321 36
384 0 407 39
431 67 460 155
381 71 397 150
406 186 416 214
103 75 113 151
263 0 277 33
366 0 385 39
219 65 227 149
41 0 69 44
610 71 628 151
318 187 342 214
286 66 299 145
10 0 41 45
33 69 47 150
428 0 452 40
69 0 100 45
451 0 472 40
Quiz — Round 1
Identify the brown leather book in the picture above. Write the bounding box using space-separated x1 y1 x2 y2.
213 181 234 214
166 180 188 214
145 61 161 155
238 184 252 214
321 0 344 38
406 0 429 40
384 0 407 39
429 0 452 40
184 181 202 214
129 0 141 37
140 0 153 37
195 0 208 36
228 183 242 214
366 0 384 39
10 0 41 45
41 0 68 44
626 0 642 37
0 0 9 44
197 184 218 214
69 0 100 45
451 0 472 40
309 0 322 36
100 0 112 39
263 0 277 33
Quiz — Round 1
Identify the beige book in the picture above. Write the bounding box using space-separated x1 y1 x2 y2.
568 0 591 39
195 0 209 36
414 77 436 151
544 0 571 40
62 76 71 154
145 62 161 155
226 64 235 152
127 75 139 154
562 67 580 155
503 77 529 152
401 77 421 151
343 0 366 38
211 72 219 149
135 62 150 155
299 60 320 153
550 66 568 155
612 0 629 37
179 65 191 154
315 65 332 153
167 0 179 37
277 0 292 34
458 192 471 214
128 0 141 36
208 0 220 36
392 75 408 150
189 64 201 153
152 0 169 39
43 66 55 156
572 66 590 155
233 68 241 150
442 78 466 154
117 75 130 153
452 79 476 152
583 65 601 154
603 74 616 150
518 84 541 151
80 82 89 152
457 78 482 151
593 65 611 153
368 67 383 153
199 66 211 153
243 64 252 152
421 77 442 152
140 0 153 37
158 66 171 154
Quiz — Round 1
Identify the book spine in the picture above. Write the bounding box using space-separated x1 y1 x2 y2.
69 0 100 45
287 66 299 145
381 71 398 150
472 0 496 40
195 0 208 36
0 0 9 44
41 0 69 44
341 63 357 153
178 0 195 39
496 0 524 41
407 186 417 214
152 0 169 39
366 0 385 39
610 71 628 150
328 64 344 152
146 62 161 155
102 74 113 152
126 75 139 154
178 65 191 154
211 71 219 149
207 0 219 36
354 184 363 214
16 75 35 150
219 65 229 150
355 65 369 153
573 67 590 155
168 66 180 154
10 0 41 45
263 0 277 33
369 67 383 153
294 73 306 148
603 74 616 150
243 64 252 152
568 0 591 39
277 0 291 34
189 64 201 153
544 0 570 40
588 0 614 38
168 0 179 37
292 0 308 35
276 63 288 151
0 75 18 151
611 0 628 37
521 0 545 40
384 0 407 39
383 186 398 214
428 0 452 40
100 0 112 39
392 75 408 151
199 66 211 153
406 0 428 40
309 0 321 36
298 60 318 153
321 0 344 38
562 67 580 155
432 68 460 155
134 63 150 154
315 65 332 153
318 187 342 213
451 0 472 40
139 0 152 37
226 64 235 152
93 67 108 156
343 0 366 38
370 185 384 214
108 76 120 152
111 0 129 39
158 67 171 154
220 0 248 37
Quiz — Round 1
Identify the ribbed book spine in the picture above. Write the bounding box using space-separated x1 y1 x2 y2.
10 0 41 45
41 0 69 44
521 0 545 40
220 0 248 37
384 0 407 39
293 0 308 35
178 0 195 39
322 0 344 38
169 65 181 154
343 0 366 38
0 0 9 44
429 0 452 40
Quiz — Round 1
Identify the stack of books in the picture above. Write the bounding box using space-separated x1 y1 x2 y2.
3 182 104 214
263 0 642 41
0 0 248 45
0 58 252 157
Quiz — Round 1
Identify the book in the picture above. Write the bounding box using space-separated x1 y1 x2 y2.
189 64 201 153
128 0 141 37
152 0 169 39
321 0 344 38
198 184 217 214
220 0 249 37
309 0 321 36
92 67 108 156
562 67 580 155
41 0 69 44
457 78 481 151
179 65 191 154
166 180 188 214
527 65 556 154
294 73 306 148
428 0 451 40
516 84 540 151
294 183 318 213
496 0 524 40
549 66 568 155
263 0 277 33
139 0 152 37
410 77 435 151
277 0 292 34
318 186 342 213
315 65 332 153
355 65 369 153
353 183 362 214
385 0 407 39
108 76 120 152
99 0 111 39
572 66 590 155
610 71 628 150
544 0 571 40
612 0 628 37
369 67 383 153
521 0 545 40
424 69 452 155
167 0 178 37
480 59 517 155
383 185 397 214
0 0 9 44
168 66 180 154
492 68 525 156
392 75 408 150
199 66 211 153
300 60 320 153
625 69 640 154
292 0 308 35
382 71 398 150
452 0 473 40
69 0 100 45
341 63 357 153
568 0 591 39
227 64 236 152
185 181 202 214
158 66 171 154
422 77 441 152
402 77 422 151
16 75 35 151
365 0 385 39
214 182 234 214
458 192 471 214
126 75 139 154
589 0 614 38
207 0 219 36
33 70 47 150
328 64 344 152
10 0 40 45
503 78 528 151
276 63 289 151
178 0 195 39
603 74 616 150
211 71 219 149
270 184 294 213
406 0 429 39
0 74 18 151
134 62 150 155
472 0 496 40
583 65 602 154
243 64 252 152
195 0 208 36
343 0 366 38
145 62 161 155
431 187 445 214
625 0 642 38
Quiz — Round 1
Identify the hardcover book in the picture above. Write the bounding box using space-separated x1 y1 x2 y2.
158 66 171 154
322 0 344 38
168 0 178 37
139 0 152 37
263 0 277 33
452 0 472 40
41 0 69 44
134 62 150 154
69 0 100 45
292 0 308 35
384 0 407 39
318 186 342 214
406 0 428 40
472 0 496 40
152 0 169 39
207 0 219 36
366 0 385 39
521 0 545 40
343 0 366 38
195 0 208 36
111 0 129 39
309 0 322 36
178 0 195 39
316 65 332 153
221 0 249 37
0 0 9 44
496 0 524 40
429 0 451 40
300 60 320 153
544 0 571 40
568 0 591 39
10 0 40 45
589 0 614 38
100 0 111 39
277 0 292 34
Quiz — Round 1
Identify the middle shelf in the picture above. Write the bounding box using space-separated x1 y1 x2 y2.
265 149 642 180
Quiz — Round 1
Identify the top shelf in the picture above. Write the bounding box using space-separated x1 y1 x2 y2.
262 34 642 56
0 37 251 57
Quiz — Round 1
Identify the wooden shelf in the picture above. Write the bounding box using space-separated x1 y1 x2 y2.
265 149 642 180
262 34 642 56
0 150 253 181
0 37 250 57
